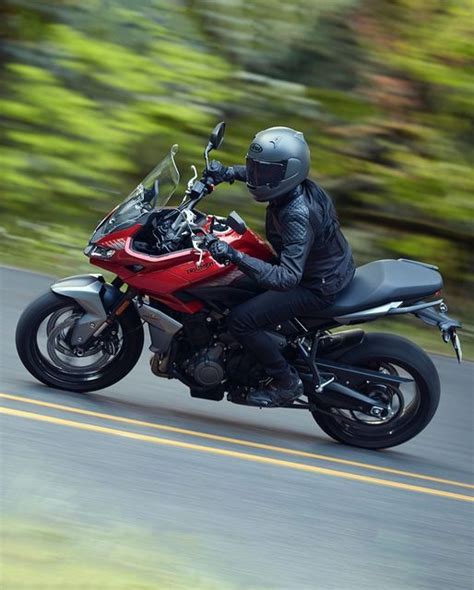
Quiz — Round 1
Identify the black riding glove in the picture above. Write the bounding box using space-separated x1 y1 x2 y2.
206 160 236 185
209 239 242 264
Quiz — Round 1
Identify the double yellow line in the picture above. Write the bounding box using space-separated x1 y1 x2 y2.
1 392 473 503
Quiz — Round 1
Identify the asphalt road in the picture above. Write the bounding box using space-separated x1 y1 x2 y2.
1 266 473 589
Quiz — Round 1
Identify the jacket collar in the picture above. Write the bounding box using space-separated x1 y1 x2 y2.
269 183 304 209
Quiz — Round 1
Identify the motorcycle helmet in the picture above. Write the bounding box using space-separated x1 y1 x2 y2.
245 126 310 202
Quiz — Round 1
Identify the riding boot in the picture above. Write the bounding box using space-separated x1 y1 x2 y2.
246 367 303 407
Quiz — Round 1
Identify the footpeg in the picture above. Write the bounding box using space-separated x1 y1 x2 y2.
315 375 335 393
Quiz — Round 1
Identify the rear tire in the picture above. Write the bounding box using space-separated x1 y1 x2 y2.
16 291 144 393
312 333 440 449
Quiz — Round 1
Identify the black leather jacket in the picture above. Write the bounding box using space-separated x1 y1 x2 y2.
231 166 355 295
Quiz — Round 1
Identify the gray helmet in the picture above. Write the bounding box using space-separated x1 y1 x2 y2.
245 126 310 202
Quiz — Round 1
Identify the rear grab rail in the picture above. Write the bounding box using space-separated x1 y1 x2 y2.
385 299 443 316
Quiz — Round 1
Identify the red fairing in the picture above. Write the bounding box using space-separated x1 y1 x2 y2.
90 215 273 313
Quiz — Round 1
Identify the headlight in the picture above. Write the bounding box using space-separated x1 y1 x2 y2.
84 245 116 259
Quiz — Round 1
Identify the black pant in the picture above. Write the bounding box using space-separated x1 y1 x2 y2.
228 286 335 380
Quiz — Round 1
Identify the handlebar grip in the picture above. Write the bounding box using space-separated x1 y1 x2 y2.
201 233 218 250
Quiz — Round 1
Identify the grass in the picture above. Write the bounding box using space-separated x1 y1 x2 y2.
0 519 232 590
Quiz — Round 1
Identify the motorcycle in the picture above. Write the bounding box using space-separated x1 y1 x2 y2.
16 122 463 449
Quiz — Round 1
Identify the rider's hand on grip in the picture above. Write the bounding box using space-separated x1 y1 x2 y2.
209 239 242 265
205 160 235 185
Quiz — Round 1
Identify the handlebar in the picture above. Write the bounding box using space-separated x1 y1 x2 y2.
178 172 215 212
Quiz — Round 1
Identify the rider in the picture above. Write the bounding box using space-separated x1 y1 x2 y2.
206 126 355 406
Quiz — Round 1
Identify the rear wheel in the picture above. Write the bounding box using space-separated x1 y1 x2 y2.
311 333 440 449
16 291 144 392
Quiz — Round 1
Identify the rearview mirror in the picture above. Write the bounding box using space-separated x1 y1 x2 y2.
226 211 247 235
208 121 226 150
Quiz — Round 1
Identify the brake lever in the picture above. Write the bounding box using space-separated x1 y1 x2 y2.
193 240 205 267
192 231 218 267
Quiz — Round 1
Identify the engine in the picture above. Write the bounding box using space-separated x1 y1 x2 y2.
182 342 226 387
160 312 266 397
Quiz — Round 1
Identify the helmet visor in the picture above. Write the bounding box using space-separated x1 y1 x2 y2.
246 157 287 188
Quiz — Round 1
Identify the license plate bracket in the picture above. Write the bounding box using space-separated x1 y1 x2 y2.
447 328 462 363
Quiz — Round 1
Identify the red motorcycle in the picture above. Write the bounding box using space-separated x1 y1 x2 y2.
16 123 463 448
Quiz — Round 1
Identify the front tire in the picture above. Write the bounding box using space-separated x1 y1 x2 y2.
312 333 440 449
16 291 144 393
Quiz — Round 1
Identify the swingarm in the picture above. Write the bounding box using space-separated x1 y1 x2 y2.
295 335 411 418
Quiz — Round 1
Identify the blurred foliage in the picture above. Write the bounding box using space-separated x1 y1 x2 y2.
0 0 473 323
2 518 233 589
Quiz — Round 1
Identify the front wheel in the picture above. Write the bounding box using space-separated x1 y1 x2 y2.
16 291 144 393
312 333 441 449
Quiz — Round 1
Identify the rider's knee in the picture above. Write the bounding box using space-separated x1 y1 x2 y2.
227 306 255 336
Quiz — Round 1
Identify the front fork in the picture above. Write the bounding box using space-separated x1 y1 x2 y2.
50 274 133 348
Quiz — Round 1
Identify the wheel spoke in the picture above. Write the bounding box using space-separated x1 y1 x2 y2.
39 308 122 376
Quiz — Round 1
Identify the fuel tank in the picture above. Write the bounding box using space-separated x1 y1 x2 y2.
90 215 273 313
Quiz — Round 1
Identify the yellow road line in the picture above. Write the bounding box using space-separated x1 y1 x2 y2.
1 406 473 503
1 392 472 490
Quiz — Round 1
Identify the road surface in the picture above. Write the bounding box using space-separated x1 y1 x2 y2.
1 266 472 589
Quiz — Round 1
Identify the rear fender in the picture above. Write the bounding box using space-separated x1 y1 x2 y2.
318 329 365 360
51 274 122 346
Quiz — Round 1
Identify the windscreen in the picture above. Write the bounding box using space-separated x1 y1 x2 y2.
126 143 180 209
91 145 180 241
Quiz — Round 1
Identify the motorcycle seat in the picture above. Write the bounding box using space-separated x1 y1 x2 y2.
310 259 443 318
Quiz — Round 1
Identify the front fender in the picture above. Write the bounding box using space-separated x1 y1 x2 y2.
51 274 121 346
